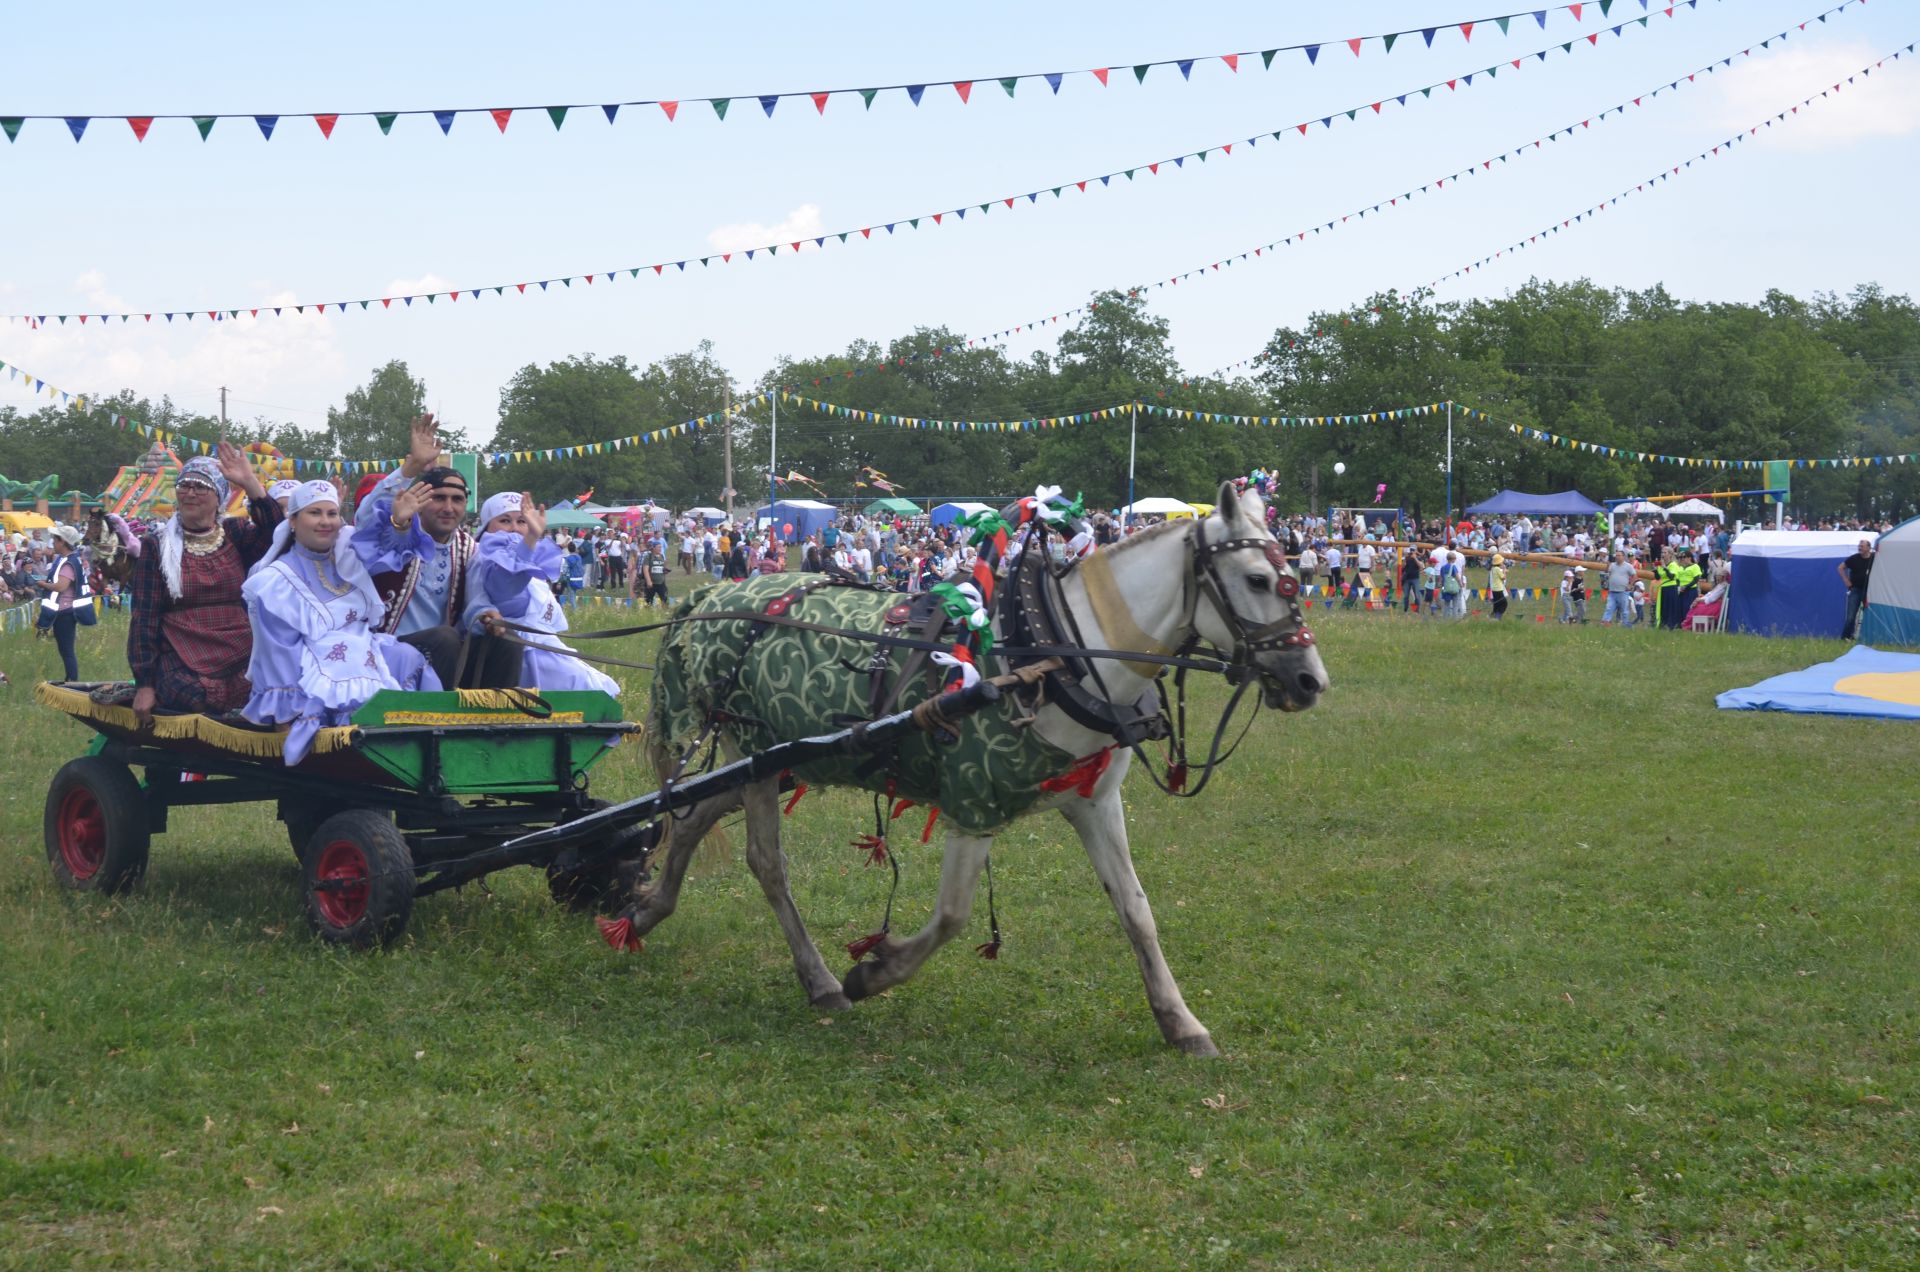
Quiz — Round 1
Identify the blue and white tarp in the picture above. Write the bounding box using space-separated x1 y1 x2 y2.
1716 646 1920 720
1726 530 1862 639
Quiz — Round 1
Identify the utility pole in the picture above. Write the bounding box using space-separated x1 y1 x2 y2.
769 389 779 512
1126 401 1139 523
219 386 228 429
722 385 734 515
1445 399 1454 531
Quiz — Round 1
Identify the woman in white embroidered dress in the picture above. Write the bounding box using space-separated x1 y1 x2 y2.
463 491 620 696
241 481 440 764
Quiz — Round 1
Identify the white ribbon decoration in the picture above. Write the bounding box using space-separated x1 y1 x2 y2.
1030 484 1067 521
931 650 981 689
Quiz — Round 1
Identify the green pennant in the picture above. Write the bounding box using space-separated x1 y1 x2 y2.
1000 77 1017 97
1420 87 1432 98
1132 64 1149 84
837 232 848 242
426 294 436 304
1197 150 1208 161
908 218 918 228
546 105 568 130
561 277 571 287
710 98 730 120
768 244 777 254
979 203 990 213
359 300 369 309
1051 185 1061 195
1383 33 1398 53
0 118 20 143
1124 168 1135 180
1495 16 1509 34
1637 15 1648 26
1485 65 1497 78
628 269 639 279
375 113 397 135
1561 42 1573 54
1599 0 1613 14
1260 49 1277 69
859 88 878 109
1345 109 1356 121
193 116 216 141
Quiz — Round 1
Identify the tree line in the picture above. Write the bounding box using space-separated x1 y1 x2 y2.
3 279 1915 523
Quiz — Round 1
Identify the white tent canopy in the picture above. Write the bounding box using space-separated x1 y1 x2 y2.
683 506 728 524
1124 497 1196 519
1667 498 1726 520
1615 500 1664 515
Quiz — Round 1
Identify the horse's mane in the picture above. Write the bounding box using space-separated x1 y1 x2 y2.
1101 499 1265 561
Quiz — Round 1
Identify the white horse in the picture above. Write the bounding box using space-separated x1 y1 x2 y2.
617 480 1327 1056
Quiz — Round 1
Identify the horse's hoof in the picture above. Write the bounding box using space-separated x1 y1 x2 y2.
811 991 853 1013
841 962 879 1002
1173 1033 1221 1058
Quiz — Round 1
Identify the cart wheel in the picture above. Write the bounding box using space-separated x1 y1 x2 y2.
545 825 655 913
45 755 151 894
301 810 414 949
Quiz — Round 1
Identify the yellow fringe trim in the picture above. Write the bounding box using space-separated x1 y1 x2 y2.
35 682 357 759
453 687 552 710
377 710 586 727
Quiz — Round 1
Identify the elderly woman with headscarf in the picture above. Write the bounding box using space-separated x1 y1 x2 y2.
461 491 619 695
124 443 280 724
240 481 439 765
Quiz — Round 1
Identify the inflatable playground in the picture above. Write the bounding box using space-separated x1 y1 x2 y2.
2 439 295 530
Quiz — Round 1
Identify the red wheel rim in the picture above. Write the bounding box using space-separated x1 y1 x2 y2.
57 786 106 880
313 839 371 928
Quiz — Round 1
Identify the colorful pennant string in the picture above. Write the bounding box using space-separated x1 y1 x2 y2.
0 0 1762 331
0 354 770 472
1419 40 1914 291
0 2 1675 146
6 356 1910 473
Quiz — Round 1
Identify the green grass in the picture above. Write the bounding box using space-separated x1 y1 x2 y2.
3 591 1918 1268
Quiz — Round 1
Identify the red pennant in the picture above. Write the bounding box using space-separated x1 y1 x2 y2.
491 108 512 132
1148 162 1159 174
1221 53 1239 73
811 92 829 114
953 81 972 103
659 100 678 122
1091 67 1109 86
516 283 526 293
1459 21 1474 41
1222 142 1232 153
1076 179 1087 191
381 298 392 308
1370 102 1382 113
1003 196 1014 208
313 114 338 139
1570 3 1584 18
1297 123 1309 135
721 253 731 262
931 213 942 224
1587 32 1600 45
1447 79 1457 91
1348 37 1363 56
127 117 153 142
249 308 258 317
859 227 871 239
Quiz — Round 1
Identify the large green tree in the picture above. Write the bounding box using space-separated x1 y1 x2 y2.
325 360 440 463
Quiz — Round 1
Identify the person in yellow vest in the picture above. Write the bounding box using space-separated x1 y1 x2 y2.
1662 550 1703 630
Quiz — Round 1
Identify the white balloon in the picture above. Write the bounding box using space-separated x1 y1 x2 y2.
1333 462 1347 475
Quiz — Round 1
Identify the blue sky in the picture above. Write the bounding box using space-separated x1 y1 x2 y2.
1 0 1914 453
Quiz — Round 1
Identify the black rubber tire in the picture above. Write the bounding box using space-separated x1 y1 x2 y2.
45 755 151 894
301 809 415 949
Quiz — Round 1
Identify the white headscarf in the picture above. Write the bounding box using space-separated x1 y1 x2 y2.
268 478 302 501
251 481 342 577
479 491 523 528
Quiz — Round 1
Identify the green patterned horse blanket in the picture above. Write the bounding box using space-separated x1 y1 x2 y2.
648 574 1079 835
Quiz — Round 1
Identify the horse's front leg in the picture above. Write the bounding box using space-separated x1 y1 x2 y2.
622 788 740 939
1058 787 1219 1056
739 776 851 1011
841 832 991 1001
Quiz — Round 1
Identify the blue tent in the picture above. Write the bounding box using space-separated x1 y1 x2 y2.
1716 645 1920 720
756 499 836 543
1860 516 1918 647
1726 530 1860 639
1464 489 1604 517
930 501 995 528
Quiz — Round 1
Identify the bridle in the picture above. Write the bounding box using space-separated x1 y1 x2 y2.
1183 518 1316 686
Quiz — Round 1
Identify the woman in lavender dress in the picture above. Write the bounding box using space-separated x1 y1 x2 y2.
240 481 439 765
462 491 620 696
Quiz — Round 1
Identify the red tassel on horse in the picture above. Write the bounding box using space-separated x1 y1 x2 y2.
889 797 917 820
596 915 643 953
851 833 889 866
975 940 1001 960
1040 747 1114 799
782 782 809 815
920 806 941 843
1167 762 1188 794
846 931 887 961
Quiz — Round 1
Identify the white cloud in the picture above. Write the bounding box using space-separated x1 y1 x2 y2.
2 271 346 426
384 273 456 297
707 203 824 254
1709 42 1920 150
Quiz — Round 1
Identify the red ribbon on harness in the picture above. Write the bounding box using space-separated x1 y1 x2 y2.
851 833 889 866
1040 747 1114 799
782 782 809 815
846 931 887 961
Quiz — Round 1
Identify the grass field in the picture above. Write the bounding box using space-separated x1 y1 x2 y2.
3 580 1917 1268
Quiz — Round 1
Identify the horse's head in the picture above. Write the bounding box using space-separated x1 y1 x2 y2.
1188 480 1328 712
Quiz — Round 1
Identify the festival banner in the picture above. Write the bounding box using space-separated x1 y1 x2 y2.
0 2 1706 147
3 0 1775 332
1485 408 1920 471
